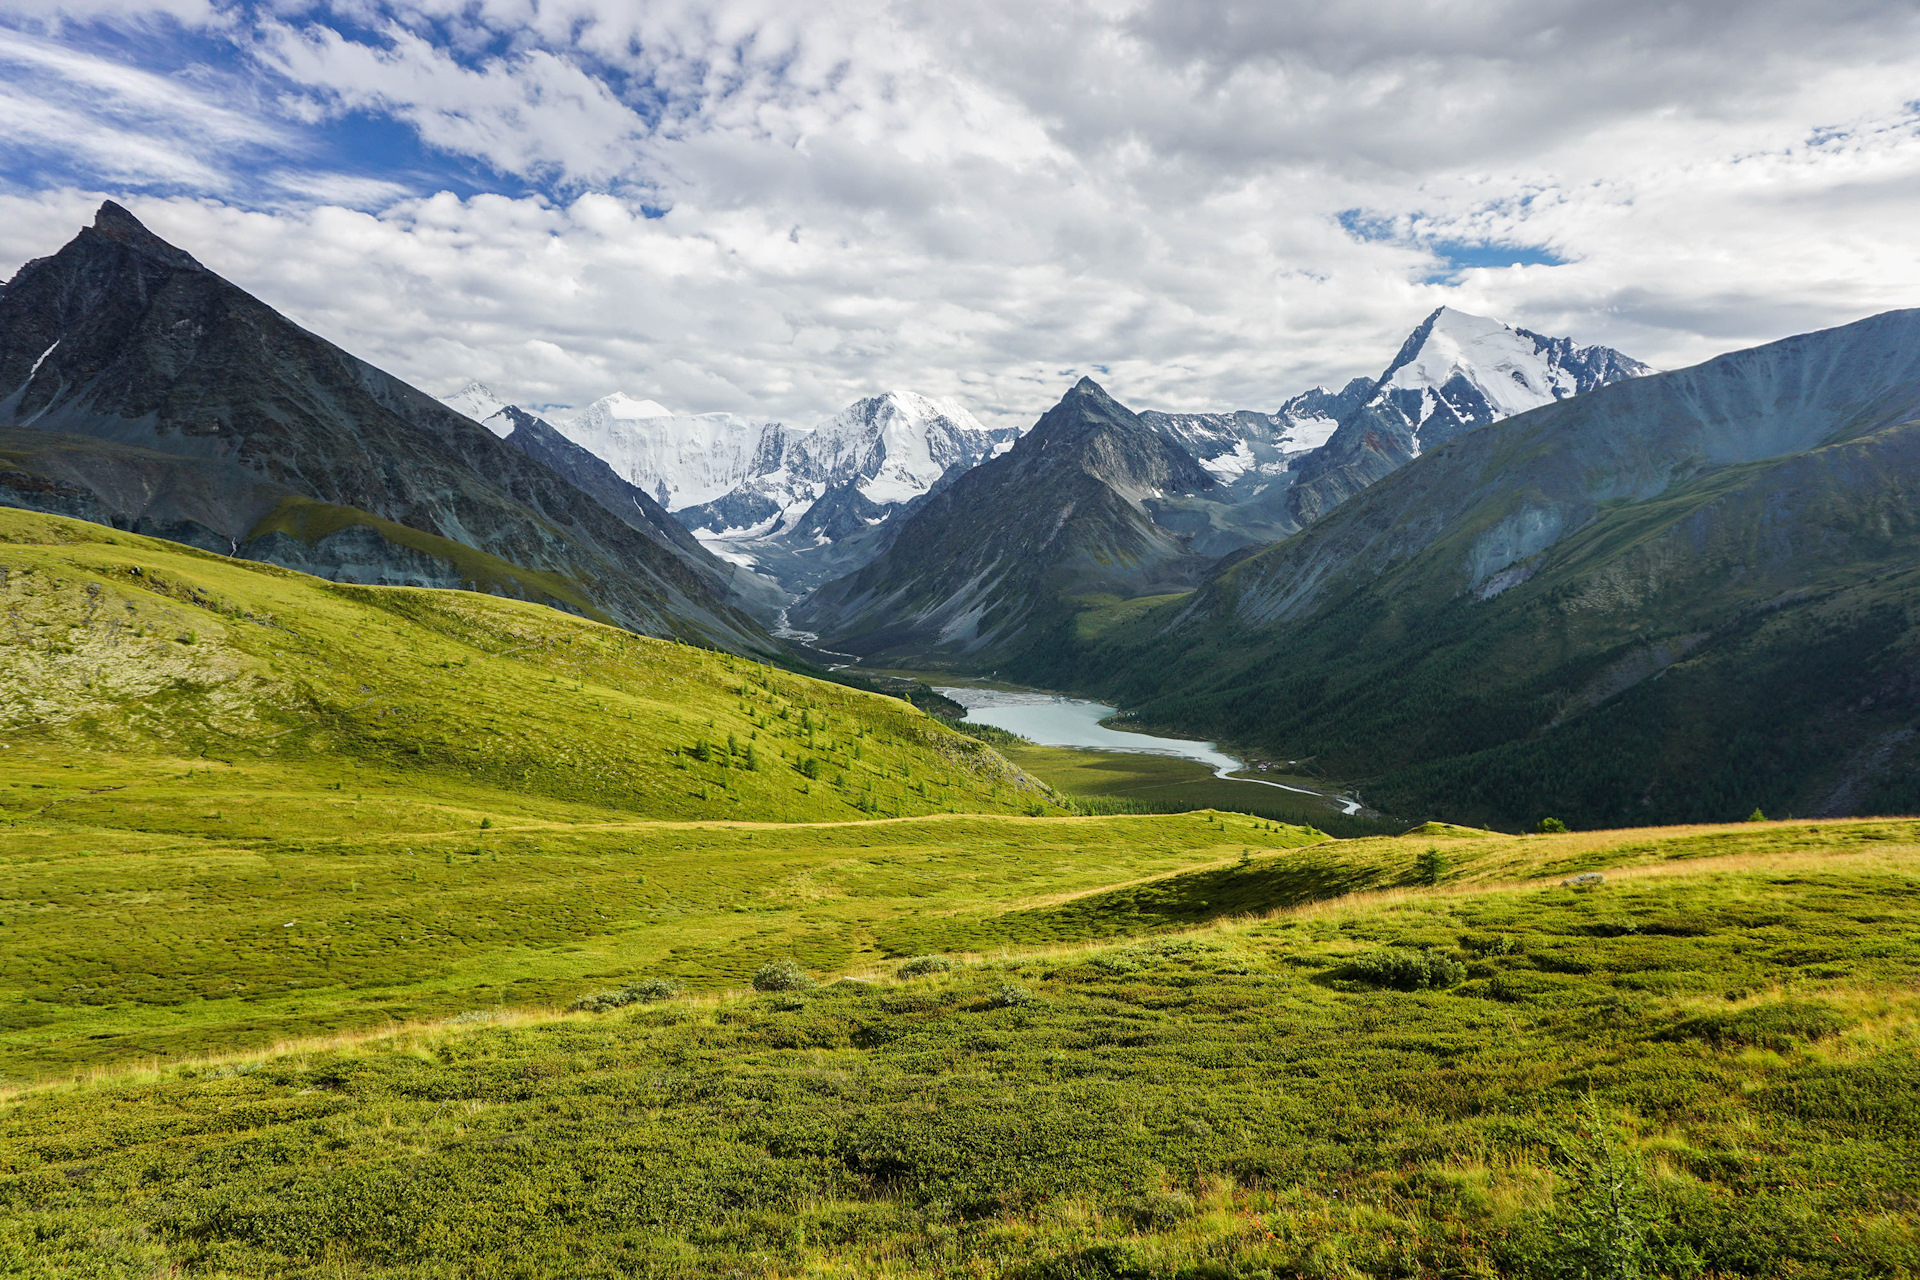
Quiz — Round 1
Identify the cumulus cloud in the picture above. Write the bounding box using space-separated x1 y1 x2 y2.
3 0 1920 429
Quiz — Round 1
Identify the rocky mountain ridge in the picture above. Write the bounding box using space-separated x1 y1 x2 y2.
790 377 1218 661
0 203 773 651
1060 306 1920 826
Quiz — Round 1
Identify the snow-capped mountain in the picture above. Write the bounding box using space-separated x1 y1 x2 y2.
1140 379 1373 488
441 381 516 439
440 384 1021 595
1286 307 1653 525
555 393 787 513
1361 306 1654 456
790 391 1018 508
533 388 1015 538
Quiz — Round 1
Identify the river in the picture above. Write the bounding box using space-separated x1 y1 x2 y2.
934 685 1364 815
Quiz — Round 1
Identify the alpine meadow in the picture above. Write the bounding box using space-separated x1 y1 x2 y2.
3 4 1920 1278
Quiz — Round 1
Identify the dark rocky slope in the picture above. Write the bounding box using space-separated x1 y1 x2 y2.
792 377 1216 663
1063 308 1920 826
0 203 772 650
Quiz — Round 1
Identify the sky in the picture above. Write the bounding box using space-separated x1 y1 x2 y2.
3 1 1920 429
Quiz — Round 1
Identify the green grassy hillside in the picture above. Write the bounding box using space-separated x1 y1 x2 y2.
6 506 1918 1278
3 820 1916 1277
0 508 1350 1080
0 507 1045 825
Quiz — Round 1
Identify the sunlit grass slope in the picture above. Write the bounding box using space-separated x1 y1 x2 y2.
0 508 1345 1076
0 507 1047 825
2 822 1916 1277
0 802 1325 1077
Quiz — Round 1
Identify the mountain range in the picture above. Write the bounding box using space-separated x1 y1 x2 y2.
0 203 773 651
444 384 1022 597
1052 307 1920 827
9 202 1910 828
792 307 1651 663
791 377 1220 658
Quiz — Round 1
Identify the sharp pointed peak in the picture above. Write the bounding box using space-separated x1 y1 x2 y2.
85 199 205 271
94 200 144 233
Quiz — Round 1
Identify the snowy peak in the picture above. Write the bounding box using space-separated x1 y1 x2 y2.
572 390 675 425
1372 306 1654 453
1286 308 1653 526
1274 377 1377 452
795 390 1011 506
1138 377 1373 487
441 382 1021 591
441 381 516 439
552 399 789 512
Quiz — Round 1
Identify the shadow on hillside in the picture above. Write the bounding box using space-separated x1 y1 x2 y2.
876 851 1397 955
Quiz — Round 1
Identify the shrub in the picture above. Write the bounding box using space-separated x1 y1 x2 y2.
568 978 683 1013
986 982 1036 1008
1122 1189 1197 1228
1670 1000 1848 1051
1344 947 1467 991
1544 1096 1705 1280
752 959 816 992
1416 845 1450 884
896 955 953 979
1537 817 1570 834
1748 807 1767 822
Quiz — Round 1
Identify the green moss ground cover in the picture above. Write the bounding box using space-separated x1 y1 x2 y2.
2 837 1916 1277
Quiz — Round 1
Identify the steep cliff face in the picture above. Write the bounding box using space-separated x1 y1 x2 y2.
792 377 1216 663
1070 307 1920 827
0 204 773 650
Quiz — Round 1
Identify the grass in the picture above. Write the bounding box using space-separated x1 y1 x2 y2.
1069 591 1192 643
0 506 1047 827
0 799 1320 1078
0 823 1915 1277
245 494 615 622
4 507 1919 1276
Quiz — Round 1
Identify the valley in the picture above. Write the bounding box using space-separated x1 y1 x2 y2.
926 680 1377 825
1 197 1916 1279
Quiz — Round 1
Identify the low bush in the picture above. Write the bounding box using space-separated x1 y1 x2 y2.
1123 1189 1197 1229
1344 947 1467 991
986 982 1037 1008
568 978 683 1013
1669 1000 1849 1051
897 955 954 979
752 959 816 992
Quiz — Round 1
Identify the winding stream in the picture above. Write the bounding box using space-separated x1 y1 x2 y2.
935 686 1363 815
